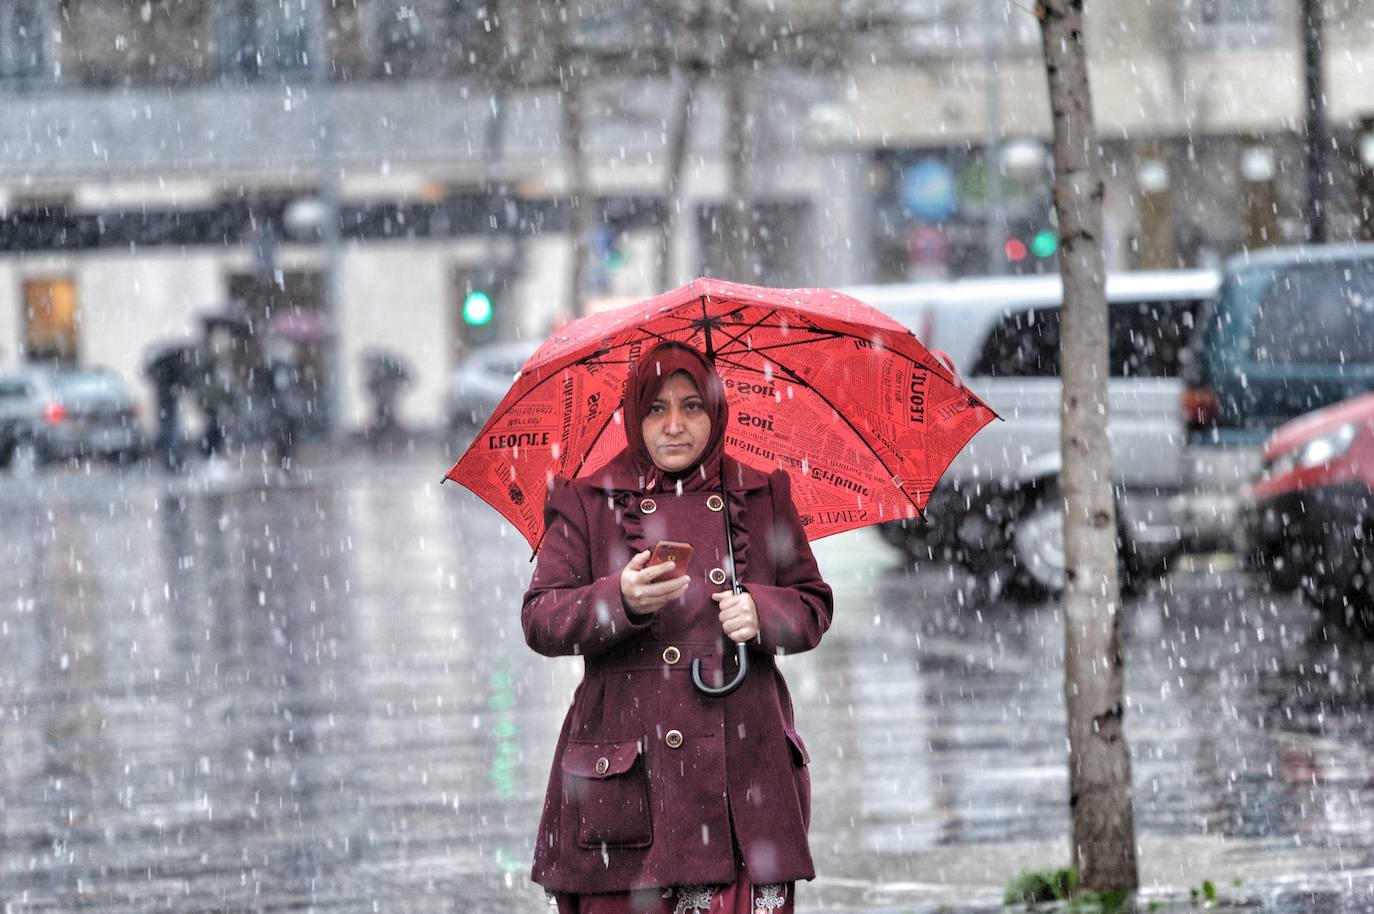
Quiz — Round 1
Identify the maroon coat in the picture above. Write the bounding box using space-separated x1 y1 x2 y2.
522 456 833 894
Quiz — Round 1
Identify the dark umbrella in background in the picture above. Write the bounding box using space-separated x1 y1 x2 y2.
446 277 998 696
143 341 200 471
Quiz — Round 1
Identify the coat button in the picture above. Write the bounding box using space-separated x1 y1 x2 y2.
595 756 610 775
662 646 681 665
706 494 724 512
708 567 727 586
665 729 684 749
640 498 657 514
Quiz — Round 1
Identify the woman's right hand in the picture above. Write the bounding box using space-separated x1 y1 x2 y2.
620 550 690 618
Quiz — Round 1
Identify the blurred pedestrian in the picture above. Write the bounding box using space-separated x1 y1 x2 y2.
190 311 254 465
143 342 195 472
362 348 411 443
522 341 833 913
263 337 304 469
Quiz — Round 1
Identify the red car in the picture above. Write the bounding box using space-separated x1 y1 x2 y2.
1244 392 1374 619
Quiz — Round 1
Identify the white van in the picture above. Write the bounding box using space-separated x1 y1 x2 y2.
845 269 1222 597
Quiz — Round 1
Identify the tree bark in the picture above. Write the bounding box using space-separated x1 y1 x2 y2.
1036 0 1139 893
557 6 592 319
720 0 753 283
658 67 699 292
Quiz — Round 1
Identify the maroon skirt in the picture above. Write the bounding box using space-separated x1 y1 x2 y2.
553 878 795 914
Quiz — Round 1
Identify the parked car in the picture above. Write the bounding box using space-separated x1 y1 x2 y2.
1181 244 1374 554
849 269 1221 597
0 366 146 471
1244 392 1374 623
447 340 540 430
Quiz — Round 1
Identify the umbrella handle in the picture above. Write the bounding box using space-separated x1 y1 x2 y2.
692 643 748 697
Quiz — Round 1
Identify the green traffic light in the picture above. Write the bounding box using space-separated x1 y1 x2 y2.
1030 229 1058 258
463 290 493 326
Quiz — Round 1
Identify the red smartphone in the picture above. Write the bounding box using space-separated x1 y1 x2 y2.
649 540 694 579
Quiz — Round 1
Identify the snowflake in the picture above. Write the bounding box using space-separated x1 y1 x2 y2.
672 885 716 914
753 883 787 912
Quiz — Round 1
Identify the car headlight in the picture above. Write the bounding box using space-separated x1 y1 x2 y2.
1269 422 1360 477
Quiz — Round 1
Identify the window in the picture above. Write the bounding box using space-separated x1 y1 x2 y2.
842 0 1039 60
214 0 310 80
365 0 506 78
260 0 310 74
0 5 52 84
215 1 258 80
370 0 430 77
1183 0 1279 48
22 278 80 364
971 298 1208 379
1249 263 1374 366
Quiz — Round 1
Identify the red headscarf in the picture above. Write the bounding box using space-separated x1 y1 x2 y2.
621 341 729 493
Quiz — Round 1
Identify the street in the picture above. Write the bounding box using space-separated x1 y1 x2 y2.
1 444 1373 913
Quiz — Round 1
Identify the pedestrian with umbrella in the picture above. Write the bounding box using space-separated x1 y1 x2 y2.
446 279 996 913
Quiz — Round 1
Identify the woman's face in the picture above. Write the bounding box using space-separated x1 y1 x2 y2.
641 371 712 473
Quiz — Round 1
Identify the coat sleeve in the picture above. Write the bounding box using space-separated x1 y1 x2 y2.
521 477 651 658
746 470 834 656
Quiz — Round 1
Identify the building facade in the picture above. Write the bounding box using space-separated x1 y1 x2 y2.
1 1 1370 431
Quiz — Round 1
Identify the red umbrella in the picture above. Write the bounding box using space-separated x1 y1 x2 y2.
447 277 996 547
447 277 997 695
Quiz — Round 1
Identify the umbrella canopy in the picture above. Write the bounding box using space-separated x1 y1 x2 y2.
268 310 334 343
143 341 200 386
446 277 997 551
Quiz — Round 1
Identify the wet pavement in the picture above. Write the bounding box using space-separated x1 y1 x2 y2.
2 442 1374 913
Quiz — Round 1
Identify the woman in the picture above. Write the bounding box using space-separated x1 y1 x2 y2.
522 341 834 914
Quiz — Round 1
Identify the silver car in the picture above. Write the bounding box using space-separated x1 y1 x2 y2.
851 269 1221 597
446 341 540 431
0 366 146 472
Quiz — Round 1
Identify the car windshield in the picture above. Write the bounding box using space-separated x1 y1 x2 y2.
970 298 1207 379
50 372 130 402
1248 260 1374 365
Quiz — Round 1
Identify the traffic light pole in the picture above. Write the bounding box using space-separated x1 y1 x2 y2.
981 0 1007 275
308 0 344 440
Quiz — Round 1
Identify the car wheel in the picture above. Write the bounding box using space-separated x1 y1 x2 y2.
1009 484 1067 599
952 491 1017 577
1007 482 1141 602
1303 523 1374 630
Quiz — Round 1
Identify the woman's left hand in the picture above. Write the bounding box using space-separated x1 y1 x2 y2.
712 590 759 643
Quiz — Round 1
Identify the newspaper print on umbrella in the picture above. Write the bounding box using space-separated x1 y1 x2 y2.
448 278 997 550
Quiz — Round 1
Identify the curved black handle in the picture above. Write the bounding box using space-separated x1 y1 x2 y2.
692 643 748 696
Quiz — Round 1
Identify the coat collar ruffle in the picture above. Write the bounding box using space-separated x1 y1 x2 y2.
583 450 771 496
578 450 772 587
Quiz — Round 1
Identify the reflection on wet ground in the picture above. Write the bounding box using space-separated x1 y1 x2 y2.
0 444 1372 912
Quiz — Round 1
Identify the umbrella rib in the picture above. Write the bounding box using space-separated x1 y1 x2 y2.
746 348 927 519
714 332 848 359
565 403 627 482
726 329 947 377
481 322 698 430
714 331 950 395
709 308 780 355
710 318 954 390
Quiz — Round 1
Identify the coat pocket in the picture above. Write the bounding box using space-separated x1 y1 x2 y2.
561 738 653 849
783 727 811 830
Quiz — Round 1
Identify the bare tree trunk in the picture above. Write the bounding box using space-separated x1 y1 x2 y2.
658 67 699 292
718 0 753 283
558 9 592 319
1036 0 1139 893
